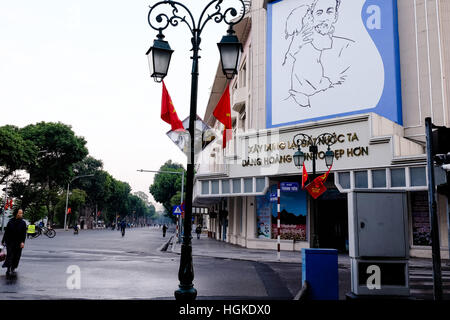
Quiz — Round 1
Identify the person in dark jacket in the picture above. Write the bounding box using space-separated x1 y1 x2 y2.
120 220 126 237
162 224 167 237
1 208 27 277
195 224 202 239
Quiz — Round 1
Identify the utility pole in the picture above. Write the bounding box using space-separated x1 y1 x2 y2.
64 174 94 231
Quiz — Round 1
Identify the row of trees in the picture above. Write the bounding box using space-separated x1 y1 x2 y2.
0 122 156 226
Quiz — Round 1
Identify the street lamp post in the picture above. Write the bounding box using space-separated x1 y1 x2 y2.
146 0 246 301
292 133 336 248
64 174 94 231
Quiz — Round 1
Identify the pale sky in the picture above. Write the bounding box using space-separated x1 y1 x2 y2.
0 0 228 210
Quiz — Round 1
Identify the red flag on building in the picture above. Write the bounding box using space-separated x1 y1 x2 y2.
213 84 232 148
317 165 332 183
161 80 185 132
301 165 308 189
305 179 327 199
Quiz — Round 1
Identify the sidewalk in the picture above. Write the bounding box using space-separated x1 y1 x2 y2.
168 233 450 270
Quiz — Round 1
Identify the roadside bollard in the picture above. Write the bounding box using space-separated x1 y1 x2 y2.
301 248 339 300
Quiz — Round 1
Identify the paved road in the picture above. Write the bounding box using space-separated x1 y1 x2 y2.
0 227 302 300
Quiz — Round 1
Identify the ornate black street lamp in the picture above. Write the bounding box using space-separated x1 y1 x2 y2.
292 133 336 248
146 0 246 301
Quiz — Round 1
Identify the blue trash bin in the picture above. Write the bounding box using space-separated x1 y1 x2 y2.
302 248 339 300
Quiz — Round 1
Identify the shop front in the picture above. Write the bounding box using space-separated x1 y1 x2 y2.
192 112 450 257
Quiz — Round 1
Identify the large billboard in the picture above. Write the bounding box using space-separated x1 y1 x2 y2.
267 0 402 128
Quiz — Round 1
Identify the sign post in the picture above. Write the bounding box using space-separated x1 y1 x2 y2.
425 117 443 300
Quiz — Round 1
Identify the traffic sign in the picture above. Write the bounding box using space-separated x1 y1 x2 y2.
269 193 277 202
173 205 182 215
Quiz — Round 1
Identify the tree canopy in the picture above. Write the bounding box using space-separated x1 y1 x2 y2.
1 122 156 226
149 160 186 221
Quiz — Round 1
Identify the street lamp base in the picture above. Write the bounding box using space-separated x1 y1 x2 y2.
174 285 197 301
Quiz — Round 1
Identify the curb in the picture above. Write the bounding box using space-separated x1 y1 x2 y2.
158 235 174 252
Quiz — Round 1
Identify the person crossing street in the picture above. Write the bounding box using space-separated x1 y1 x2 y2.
120 220 126 237
1 209 27 277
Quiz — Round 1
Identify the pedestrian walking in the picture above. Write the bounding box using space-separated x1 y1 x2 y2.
195 224 202 240
73 224 79 235
120 220 126 237
162 224 167 237
1 208 27 277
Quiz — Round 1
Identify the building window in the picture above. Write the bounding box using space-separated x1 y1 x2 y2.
355 171 368 188
233 179 241 193
244 178 253 193
239 61 246 88
410 167 426 187
339 172 350 189
391 168 406 187
222 180 230 194
256 178 265 192
201 181 209 195
211 180 219 194
372 169 386 188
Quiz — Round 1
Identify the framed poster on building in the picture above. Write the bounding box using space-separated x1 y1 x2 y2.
256 184 308 241
256 196 272 239
411 191 431 246
266 0 402 128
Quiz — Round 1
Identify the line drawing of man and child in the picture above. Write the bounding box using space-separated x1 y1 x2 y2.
282 0 355 108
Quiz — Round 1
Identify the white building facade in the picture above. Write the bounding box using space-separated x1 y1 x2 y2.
193 0 450 258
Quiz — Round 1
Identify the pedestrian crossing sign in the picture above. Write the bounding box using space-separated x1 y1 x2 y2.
173 205 182 215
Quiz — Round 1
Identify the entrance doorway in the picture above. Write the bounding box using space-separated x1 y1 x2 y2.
316 189 348 252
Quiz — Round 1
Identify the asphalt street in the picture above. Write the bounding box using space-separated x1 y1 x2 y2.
0 227 308 300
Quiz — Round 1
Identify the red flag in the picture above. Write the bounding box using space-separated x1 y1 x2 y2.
9 199 12 208
305 179 327 199
213 84 232 148
67 208 72 215
161 81 185 132
318 165 332 183
97 211 101 217
4 201 9 210
301 165 308 189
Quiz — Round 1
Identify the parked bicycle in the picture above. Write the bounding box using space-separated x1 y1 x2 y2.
29 226 56 239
